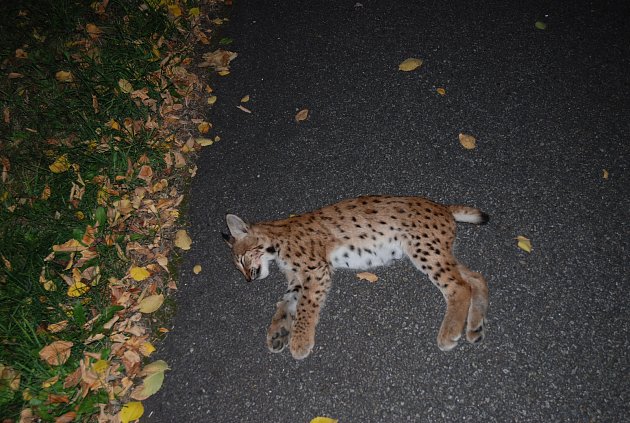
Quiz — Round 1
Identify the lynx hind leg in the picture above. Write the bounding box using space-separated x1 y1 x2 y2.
458 264 489 344
266 295 296 353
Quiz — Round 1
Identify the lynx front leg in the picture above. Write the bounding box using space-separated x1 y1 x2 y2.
266 276 301 353
289 267 332 360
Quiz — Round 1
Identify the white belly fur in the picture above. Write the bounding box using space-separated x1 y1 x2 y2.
329 242 404 270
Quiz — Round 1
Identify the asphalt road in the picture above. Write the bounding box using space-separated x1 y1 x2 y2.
145 0 629 421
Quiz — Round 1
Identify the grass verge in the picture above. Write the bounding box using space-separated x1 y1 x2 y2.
0 0 228 420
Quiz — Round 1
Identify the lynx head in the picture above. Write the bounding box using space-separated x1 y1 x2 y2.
223 214 275 282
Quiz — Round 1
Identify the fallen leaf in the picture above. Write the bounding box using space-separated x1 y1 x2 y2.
39 341 73 366
40 185 51 200
535 21 547 30
41 374 59 388
516 235 532 253
49 154 70 173
602 169 609 179
137 165 153 183
398 57 423 72
55 71 74 83
118 79 133 94
67 281 89 297
92 359 109 374
139 294 164 313
310 418 338 423
85 23 102 39
356 272 379 283
295 109 309 122
193 264 202 274
119 402 144 423
54 411 76 422
130 370 164 400
198 121 212 134
47 320 69 333
218 70 230 76
458 133 477 150
168 4 182 17
130 266 151 281
207 95 217 105
174 230 192 250
237 105 251 113
141 360 170 376
139 342 156 357
436 87 446 96
196 138 213 147
240 95 250 102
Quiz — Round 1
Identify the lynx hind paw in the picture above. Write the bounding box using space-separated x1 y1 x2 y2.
466 319 486 344
289 336 314 360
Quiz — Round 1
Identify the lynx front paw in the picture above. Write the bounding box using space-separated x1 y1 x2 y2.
266 311 292 353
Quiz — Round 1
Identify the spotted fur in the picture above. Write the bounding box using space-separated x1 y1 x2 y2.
224 195 489 359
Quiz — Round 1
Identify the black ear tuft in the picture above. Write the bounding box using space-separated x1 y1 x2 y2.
221 232 233 244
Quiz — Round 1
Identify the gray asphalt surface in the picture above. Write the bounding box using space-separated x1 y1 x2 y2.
145 0 629 421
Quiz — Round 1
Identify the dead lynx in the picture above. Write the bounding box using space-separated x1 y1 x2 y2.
223 195 489 359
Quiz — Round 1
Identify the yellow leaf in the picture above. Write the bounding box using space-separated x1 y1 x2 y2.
92 359 108 374
218 70 230 76
207 95 217 105
516 235 532 253
198 121 212 134
67 282 89 297
130 266 151 281
86 23 102 39
141 360 169 375
118 79 133 94
139 342 156 357
41 185 51 200
398 57 423 71
49 154 70 173
189 7 200 17
436 87 446 96
240 95 250 102
356 272 379 283
106 118 121 130
119 401 144 423
174 230 192 250
602 169 609 179
196 138 214 147
295 109 309 122
130 370 164 400
47 320 68 333
55 70 74 82
167 5 182 17
193 264 202 274
41 374 58 389
458 133 477 150
310 418 338 423
139 294 164 313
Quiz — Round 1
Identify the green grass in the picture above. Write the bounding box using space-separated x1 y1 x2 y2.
0 0 203 419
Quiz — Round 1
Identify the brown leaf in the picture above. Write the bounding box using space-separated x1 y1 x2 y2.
295 109 309 122
137 165 153 183
458 133 477 149
356 272 379 283
54 411 76 423
39 341 73 366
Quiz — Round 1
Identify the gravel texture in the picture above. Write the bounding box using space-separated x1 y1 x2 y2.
145 0 629 421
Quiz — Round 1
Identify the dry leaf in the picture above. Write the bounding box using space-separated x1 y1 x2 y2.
39 341 73 366
86 23 102 39
310 418 338 423
174 230 192 250
295 109 309 122
139 294 164 313
240 95 250 102
516 235 532 253
237 105 251 113
67 282 89 297
196 138 213 147
137 165 153 183
119 402 144 423
436 87 446 96
458 133 477 150
193 264 202 274
398 58 423 71
130 266 151 281
198 121 212 134
207 95 217 105
54 411 76 423
602 169 609 179
47 320 69 333
49 154 70 173
55 71 74 83
356 272 379 283
139 342 156 357
118 79 133 94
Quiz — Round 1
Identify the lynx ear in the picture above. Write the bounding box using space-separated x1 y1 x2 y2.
225 214 249 239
